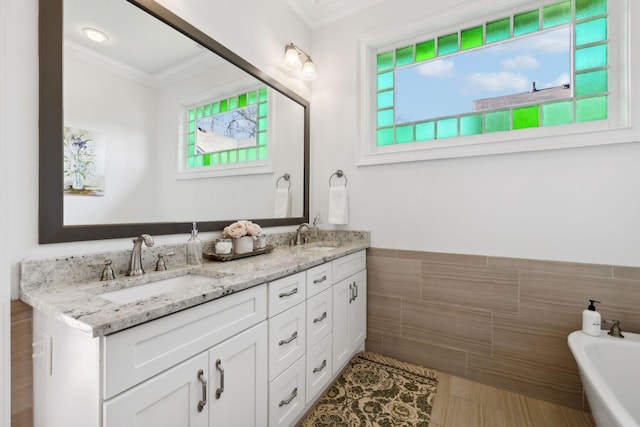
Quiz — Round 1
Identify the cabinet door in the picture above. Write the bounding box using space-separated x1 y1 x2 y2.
332 278 350 374
268 302 306 381
348 270 367 353
104 352 208 427
209 322 268 427
306 287 332 350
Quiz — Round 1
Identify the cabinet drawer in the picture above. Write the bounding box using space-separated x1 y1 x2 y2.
306 263 332 297
306 334 332 405
103 284 267 399
306 288 332 350
269 356 306 427
268 302 306 381
268 272 306 317
332 250 366 283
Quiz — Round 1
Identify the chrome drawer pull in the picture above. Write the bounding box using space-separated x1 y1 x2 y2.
313 275 327 284
279 387 298 407
197 369 207 412
349 283 355 303
353 283 358 299
313 312 327 323
215 359 224 399
279 288 298 298
313 359 327 373
279 331 298 346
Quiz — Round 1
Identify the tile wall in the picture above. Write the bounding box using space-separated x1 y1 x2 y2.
11 300 33 427
365 248 640 411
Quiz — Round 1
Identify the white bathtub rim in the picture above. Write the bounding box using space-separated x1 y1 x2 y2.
568 330 639 427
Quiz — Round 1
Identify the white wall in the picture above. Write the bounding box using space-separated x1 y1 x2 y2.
1 0 9 423
310 0 640 267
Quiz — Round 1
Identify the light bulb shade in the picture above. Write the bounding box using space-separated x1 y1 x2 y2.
82 27 109 43
300 59 317 81
283 45 302 72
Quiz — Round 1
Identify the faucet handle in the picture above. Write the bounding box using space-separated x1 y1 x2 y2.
155 252 175 271
100 260 115 281
603 319 624 338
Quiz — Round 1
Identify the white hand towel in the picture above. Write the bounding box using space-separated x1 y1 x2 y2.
274 188 290 218
328 186 348 225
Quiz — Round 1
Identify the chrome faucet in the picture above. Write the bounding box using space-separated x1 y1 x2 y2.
294 223 311 245
126 234 154 276
603 319 624 338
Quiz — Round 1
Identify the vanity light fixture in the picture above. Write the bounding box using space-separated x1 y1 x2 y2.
82 27 109 43
283 43 317 81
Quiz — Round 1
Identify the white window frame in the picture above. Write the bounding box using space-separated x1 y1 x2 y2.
357 0 633 166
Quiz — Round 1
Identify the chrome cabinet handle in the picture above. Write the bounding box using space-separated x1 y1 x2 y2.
312 359 327 373
279 331 298 346
313 312 327 323
215 359 224 399
197 369 207 412
279 387 298 407
313 275 327 284
349 283 355 303
279 288 298 298
353 283 358 300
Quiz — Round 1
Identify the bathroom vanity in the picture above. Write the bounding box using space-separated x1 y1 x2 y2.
20 234 368 427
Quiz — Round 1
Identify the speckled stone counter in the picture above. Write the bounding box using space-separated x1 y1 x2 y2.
20 230 369 337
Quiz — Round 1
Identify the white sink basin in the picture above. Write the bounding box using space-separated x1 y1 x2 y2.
302 242 341 251
99 273 221 304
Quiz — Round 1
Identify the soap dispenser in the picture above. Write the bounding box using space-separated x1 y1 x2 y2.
582 299 601 336
186 222 203 266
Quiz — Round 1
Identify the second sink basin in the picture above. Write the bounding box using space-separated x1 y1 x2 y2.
99 273 223 304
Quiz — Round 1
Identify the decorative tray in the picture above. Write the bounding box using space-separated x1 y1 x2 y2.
204 245 275 262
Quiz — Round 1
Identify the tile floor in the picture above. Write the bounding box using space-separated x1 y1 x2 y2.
430 372 595 427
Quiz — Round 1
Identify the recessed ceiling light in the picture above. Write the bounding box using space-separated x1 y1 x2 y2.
82 27 109 43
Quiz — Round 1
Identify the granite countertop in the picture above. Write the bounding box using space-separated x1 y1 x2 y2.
20 237 369 337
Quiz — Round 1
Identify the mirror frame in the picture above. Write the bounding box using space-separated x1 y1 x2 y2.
39 0 310 243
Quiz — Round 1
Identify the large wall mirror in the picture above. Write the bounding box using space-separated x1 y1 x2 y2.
39 0 310 243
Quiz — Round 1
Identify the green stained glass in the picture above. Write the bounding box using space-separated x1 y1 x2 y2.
211 153 220 165
187 157 195 168
377 90 394 109
238 149 247 163
258 132 267 146
415 40 435 62
229 97 238 110
259 88 268 102
194 155 203 167
211 102 219 114
461 26 483 51
259 103 268 117
576 18 607 46
248 148 257 161
438 33 458 56
377 52 394 71
436 118 458 139
238 94 247 108
258 146 267 160
220 152 228 165
189 109 196 121
258 118 267 131
576 0 607 20
576 96 607 121
486 18 510 44
416 121 435 141
514 10 539 36
575 70 608 96
229 151 237 163
377 109 394 128
188 121 195 133
542 100 573 126
196 106 204 118
220 99 228 113
543 1 571 28
396 46 414 66
460 114 482 136
485 110 510 133
513 105 539 129
377 128 394 146
187 144 195 156
203 154 211 166
248 91 257 105
188 133 195 144
396 125 414 143
377 71 394 91
204 105 211 116
576 44 607 70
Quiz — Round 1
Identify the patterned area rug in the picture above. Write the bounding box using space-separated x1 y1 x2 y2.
298 352 439 427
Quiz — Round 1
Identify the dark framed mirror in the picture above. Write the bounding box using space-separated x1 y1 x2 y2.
39 0 310 243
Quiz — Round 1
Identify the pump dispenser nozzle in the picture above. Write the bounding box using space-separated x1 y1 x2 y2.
587 300 601 311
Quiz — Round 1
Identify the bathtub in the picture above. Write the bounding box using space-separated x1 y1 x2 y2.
568 330 640 427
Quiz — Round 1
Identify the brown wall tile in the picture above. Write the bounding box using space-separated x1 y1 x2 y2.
367 255 421 299
489 256 612 278
11 300 33 427
421 263 519 314
365 327 383 354
367 248 398 258
367 293 402 335
613 265 640 280
397 250 487 267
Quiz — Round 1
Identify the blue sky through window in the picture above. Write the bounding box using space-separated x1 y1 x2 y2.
395 27 571 124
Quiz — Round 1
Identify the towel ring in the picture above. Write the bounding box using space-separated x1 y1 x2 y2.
276 173 291 190
329 170 348 187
